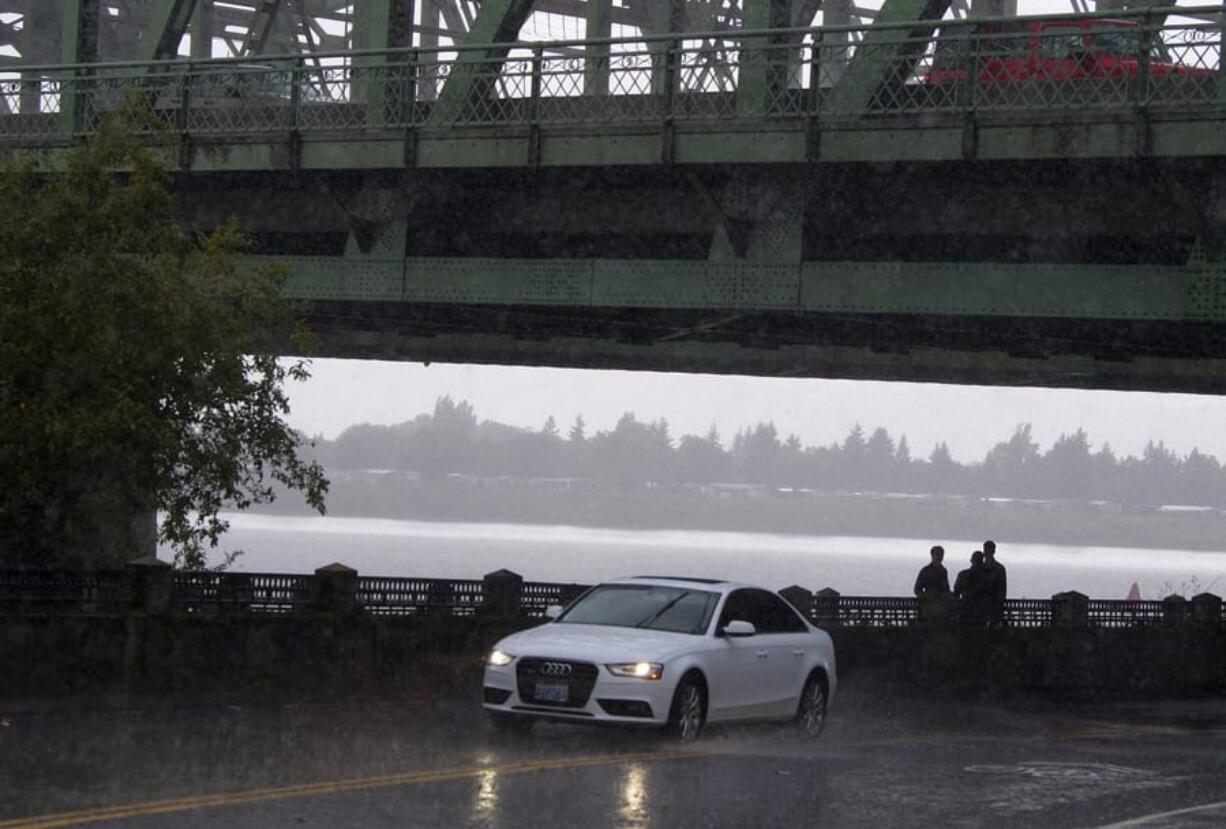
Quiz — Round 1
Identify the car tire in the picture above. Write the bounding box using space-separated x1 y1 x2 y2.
488 711 534 736
794 672 828 738
665 673 706 743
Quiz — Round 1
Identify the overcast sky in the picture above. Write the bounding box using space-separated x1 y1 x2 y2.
284 359 1226 464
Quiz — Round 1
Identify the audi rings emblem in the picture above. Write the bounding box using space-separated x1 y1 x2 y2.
539 662 573 677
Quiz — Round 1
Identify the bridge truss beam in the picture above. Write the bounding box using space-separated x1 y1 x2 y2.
138 0 198 61
5 0 1191 67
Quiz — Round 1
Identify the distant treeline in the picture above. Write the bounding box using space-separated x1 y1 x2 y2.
302 397 1226 509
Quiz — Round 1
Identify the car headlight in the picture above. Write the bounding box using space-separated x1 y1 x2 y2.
487 649 515 667
606 662 664 680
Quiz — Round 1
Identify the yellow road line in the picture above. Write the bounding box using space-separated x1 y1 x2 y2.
0 750 715 829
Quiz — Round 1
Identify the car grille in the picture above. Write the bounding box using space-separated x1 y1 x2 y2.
516 659 598 708
483 687 511 705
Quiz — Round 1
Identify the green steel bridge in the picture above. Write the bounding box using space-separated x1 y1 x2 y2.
8 1 1226 393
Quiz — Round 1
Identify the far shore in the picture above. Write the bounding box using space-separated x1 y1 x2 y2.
251 480 1226 554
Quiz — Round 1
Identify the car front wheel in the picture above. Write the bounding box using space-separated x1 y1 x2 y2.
666 674 706 742
795 672 828 738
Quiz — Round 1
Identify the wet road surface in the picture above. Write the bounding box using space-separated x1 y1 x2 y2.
2 686 1224 828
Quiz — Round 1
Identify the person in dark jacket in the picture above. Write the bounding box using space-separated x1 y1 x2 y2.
982 539 1008 627
914 545 951 624
954 550 987 625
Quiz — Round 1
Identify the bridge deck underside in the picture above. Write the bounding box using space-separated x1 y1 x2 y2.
167 157 1226 394
302 300 1226 394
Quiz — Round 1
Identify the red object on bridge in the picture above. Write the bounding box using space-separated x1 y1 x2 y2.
1126 581 1142 601
925 17 1210 86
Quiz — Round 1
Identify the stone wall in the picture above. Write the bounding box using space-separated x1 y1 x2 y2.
829 626 1226 700
2 566 1223 702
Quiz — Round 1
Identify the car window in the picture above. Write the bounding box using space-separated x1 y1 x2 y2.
985 23 1030 56
1040 25 1087 58
717 589 755 629
1089 25 1170 62
748 589 809 633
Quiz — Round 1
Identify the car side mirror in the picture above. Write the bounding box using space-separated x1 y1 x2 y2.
544 604 564 620
721 620 756 637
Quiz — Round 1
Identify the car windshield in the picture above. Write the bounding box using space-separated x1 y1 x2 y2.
557 585 720 635
1040 25 1087 57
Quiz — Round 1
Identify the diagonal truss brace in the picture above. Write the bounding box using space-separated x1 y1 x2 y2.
427 0 537 125
825 0 951 115
139 0 200 61
240 0 283 57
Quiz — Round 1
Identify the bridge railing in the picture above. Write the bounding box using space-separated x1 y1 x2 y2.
1 566 1221 629
0 6 1222 145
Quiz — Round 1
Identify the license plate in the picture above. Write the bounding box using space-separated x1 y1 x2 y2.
534 681 569 703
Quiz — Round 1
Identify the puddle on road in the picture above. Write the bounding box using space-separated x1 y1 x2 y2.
962 762 1186 815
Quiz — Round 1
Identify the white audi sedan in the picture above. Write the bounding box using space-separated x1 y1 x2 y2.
482 576 836 741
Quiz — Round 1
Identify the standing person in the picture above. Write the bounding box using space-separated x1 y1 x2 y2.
954 550 986 625
914 545 951 625
982 539 1008 627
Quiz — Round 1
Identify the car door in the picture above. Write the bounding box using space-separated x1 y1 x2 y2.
748 589 813 718
704 589 773 722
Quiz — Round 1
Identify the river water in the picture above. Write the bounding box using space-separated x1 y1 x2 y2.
179 512 1226 600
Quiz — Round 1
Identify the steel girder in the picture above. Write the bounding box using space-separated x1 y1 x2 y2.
138 0 197 60
273 255 1226 323
824 0 952 114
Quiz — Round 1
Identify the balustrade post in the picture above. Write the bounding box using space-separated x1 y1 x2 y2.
128 556 173 616
1163 594 1189 628
403 50 420 166
482 569 523 620
1218 15 1226 106
1051 591 1089 630
177 65 192 169
806 39 822 161
1134 12 1153 156
528 46 543 165
814 587 841 627
1190 592 1222 627
960 21 979 159
290 56 303 130
780 585 814 621
404 50 419 125
661 37 678 164
315 563 359 615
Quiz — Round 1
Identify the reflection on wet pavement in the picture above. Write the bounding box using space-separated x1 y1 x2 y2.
618 762 649 828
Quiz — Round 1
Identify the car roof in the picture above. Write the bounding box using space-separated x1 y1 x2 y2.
604 576 752 594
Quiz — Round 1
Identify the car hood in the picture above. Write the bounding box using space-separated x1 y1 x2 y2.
497 623 703 662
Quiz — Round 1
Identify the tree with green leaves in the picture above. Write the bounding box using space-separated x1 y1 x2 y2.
0 126 327 569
